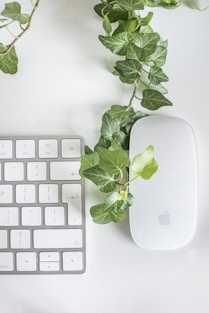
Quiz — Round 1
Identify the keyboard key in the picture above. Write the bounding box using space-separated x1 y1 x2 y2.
27 162 47 181
0 136 85 275
39 252 59 261
0 185 13 203
0 252 13 271
39 252 60 271
39 139 58 158
11 230 31 249
0 230 7 248
45 206 65 225
0 207 18 226
16 252 37 271
63 252 83 271
16 184 36 203
62 184 82 225
0 140 12 159
61 139 81 158
50 161 81 180
34 229 82 249
22 206 42 226
39 184 58 203
16 140 35 158
4 162 24 181
40 261 60 271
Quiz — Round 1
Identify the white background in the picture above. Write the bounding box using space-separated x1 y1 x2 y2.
0 1 209 312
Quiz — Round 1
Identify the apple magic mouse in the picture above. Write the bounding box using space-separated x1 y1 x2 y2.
129 115 198 250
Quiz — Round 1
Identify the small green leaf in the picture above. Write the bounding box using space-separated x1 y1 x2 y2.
83 166 117 193
90 201 125 224
96 146 129 175
95 136 111 150
114 59 141 84
106 104 133 118
101 113 120 140
126 43 146 62
118 0 144 10
90 191 133 224
103 15 112 34
131 145 158 179
90 203 112 224
148 66 169 85
124 18 139 33
94 3 128 23
141 89 172 110
134 32 160 57
147 42 168 67
141 12 154 26
84 145 93 154
0 44 18 74
149 83 168 94
112 131 128 150
79 152 99 176
1 2 30 24
20 13 30 25
99 32 132 55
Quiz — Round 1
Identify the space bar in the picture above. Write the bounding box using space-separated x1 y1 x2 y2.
34 229 82 248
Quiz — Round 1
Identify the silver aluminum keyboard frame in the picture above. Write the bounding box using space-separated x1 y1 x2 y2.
0 136 86 275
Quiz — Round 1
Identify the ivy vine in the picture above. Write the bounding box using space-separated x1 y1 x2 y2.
0 0 40 74
1 0 189 225
79 0 180 224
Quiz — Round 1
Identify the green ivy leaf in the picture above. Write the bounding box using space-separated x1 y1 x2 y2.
1 2 30 24
0 44 18 74
126 43 146 62
111 131 128 150
96 146 129 175
90 201 125 223
106 104 133 118
20 13 30 25
84 145 94 154
95 136 111 150
118 0 144 10
90 191 133 224
99 32 132 55
141 89 172 110
114 59 141 84
101 113 120 140
103 14 112 34
131 145 158 179
134 32 160 57
146 41 168 67
94 3 128 23
83 166 117 193
141 12 154 26
79 152 99 176
148 66 169 85
149 82 168 94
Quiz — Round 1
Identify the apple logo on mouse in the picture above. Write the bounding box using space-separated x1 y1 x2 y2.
158 210 170 225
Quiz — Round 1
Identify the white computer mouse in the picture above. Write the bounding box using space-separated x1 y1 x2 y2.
129 115 198 250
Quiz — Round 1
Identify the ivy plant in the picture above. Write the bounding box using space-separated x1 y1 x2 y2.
0 0 40 74
79 0 180 224
0 0 182 224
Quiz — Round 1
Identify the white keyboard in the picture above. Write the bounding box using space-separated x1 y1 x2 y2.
0 136 86 274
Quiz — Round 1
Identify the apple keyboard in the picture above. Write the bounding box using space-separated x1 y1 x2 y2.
0 136 86 274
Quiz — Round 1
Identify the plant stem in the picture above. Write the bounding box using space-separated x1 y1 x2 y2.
128 85 137 107
0 0 41 56
125 174 140 186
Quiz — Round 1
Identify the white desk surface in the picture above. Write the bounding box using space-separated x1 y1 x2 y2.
1 1 209 312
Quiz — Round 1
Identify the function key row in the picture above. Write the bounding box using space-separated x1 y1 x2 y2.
0 138 82 159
